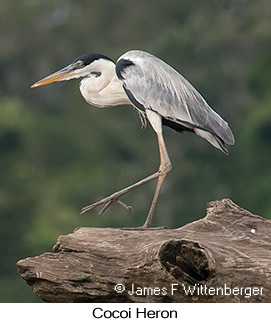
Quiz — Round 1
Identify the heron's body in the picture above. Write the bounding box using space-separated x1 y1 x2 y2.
31 50 235 228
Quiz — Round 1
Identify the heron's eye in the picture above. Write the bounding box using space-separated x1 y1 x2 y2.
76 60 84 67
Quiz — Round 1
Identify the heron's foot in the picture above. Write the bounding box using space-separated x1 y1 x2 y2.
121 225 168 231
80 196 133 216
80 170 165 216
98 198 134 216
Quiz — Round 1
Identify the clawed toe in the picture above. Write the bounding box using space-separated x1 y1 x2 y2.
80 163 169 227
80 197 133 216
98 199 133 216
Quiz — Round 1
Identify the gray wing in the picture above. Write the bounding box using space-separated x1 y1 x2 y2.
116 50 235 153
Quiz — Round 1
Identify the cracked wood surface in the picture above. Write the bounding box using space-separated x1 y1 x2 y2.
17 199 271 302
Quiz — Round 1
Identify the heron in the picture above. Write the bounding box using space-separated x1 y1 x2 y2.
31 50 235 228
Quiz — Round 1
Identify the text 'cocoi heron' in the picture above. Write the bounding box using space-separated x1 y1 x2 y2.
31 50 235 228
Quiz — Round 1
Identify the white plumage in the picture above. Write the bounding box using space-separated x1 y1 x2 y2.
31 50 235 228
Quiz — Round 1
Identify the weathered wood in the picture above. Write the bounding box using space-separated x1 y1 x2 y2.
17 199 271 302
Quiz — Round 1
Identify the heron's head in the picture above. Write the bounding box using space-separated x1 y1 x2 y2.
31 53 114 88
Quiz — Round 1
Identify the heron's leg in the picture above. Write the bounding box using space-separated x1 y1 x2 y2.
80 170 162 215
81 132 172 228
142 132 172 228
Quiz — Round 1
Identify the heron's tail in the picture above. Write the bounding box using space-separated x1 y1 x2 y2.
162 116 234 154
194 128 232 155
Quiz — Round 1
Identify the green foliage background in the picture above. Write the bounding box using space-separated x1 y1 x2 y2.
0 0 271 301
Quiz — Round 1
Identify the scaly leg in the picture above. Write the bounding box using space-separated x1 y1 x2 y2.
81 132 172 227
142 132 172 227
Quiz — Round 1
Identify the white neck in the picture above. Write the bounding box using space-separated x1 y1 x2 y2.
79 60 130 108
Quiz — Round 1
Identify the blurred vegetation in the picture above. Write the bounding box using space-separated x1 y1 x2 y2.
0 0 271 301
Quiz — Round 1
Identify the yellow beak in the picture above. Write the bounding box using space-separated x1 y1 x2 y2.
31 64 76 88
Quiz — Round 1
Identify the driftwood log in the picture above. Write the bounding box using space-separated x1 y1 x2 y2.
17 199 271 302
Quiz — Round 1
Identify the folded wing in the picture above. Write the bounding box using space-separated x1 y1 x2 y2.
116 50 235 154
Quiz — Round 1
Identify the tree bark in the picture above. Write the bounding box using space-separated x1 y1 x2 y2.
17 199 271 302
